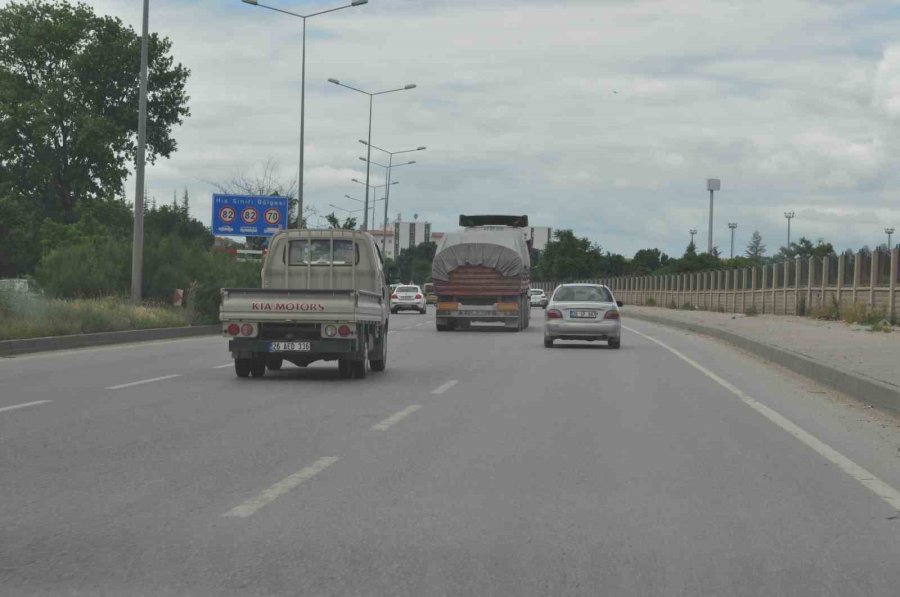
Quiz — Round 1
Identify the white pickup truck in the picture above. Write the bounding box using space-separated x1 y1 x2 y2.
220 229 390 379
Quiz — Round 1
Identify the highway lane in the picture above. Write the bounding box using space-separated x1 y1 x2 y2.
1 309 899 596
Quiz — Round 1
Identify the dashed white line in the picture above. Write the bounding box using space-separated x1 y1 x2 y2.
431 379 458 395
371 405 422 431
212 363 233 369
105 374 182 390
625 325 900 512
223 456 340 518
0 400 52 414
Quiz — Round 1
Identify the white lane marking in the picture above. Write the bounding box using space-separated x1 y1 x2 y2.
223 456 340 518
105 374 182 390
0 400 52 414
212 363 233 369
371 405 422 431
431 379 458 395
625 325 900 512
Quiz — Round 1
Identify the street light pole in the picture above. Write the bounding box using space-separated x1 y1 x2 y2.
728 223 737 259
689 228 697 247
328 79 417 230
886 227 895 250
706 178 720 254
242 0 368 229
360 142 426 253
784 211 795 247
130 0 150 303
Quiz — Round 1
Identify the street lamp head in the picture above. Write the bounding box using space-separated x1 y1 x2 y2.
886 227 895 234
407 161 416 165
391 181 399 185
358 139 368 145
728 222 737 229
241 0 258 4
785 211 795 218
358 157 366 162
351 0 368 5
351 178 360 183
328 78 340 85
404 84 417 90
417 146 426 151
689 229 697 234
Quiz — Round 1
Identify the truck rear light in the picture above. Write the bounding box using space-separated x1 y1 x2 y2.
227 323 240 336
241 323 256 336
438 302 459 311
603 310 620 320
496 302 518 312
338 325 352 337
323 324 337 338
546 309 563 319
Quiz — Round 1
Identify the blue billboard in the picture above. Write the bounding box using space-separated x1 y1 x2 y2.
212 194 289 237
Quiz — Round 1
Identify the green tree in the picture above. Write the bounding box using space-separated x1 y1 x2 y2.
532 230 604 281
629 248 669 275
777 236 834 260
396 242 437 285
0 0 191 222
745 230 766 261
324 212 357 230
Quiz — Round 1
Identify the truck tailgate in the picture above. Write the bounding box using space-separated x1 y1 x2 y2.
220 288 383 323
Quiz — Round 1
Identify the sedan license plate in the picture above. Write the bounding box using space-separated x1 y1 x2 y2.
269 341 310 352
570 310 597 319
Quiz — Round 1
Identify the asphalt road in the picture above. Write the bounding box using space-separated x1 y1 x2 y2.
2 309 900 596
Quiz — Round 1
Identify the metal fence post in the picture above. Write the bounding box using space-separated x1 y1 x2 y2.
870 250 879 308
890 248 898 322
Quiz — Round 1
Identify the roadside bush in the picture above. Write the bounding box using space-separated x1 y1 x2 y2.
744 305 759 316
679 302 695 310
841 303 887 326
869 320 893 333
35 237 130 297
797 296 806 316
668 300 678 309
645 297 657 307
0 293 187 340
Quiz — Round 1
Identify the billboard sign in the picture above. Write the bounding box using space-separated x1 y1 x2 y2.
212 194 289 237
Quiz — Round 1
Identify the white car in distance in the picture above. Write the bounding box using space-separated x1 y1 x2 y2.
391 285 427 314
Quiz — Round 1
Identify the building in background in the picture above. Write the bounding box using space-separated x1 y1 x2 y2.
523 226 552 251
394 216 432 256
368 229 397 260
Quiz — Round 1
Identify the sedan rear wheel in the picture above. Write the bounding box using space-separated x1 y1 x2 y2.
543 336 554 348
608 338 621 349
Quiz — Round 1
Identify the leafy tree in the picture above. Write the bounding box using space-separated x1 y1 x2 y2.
777 237 834 260
629 248 669 274
684 240 697 258
396 241 437 285
745 230 766 261
324 212 357 230
533 230 604 281
0 0 191 222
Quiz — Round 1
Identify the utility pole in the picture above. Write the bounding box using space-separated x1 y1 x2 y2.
689 228 698 247
784 211 795 247
706 178 720 254
130 0 150 303
728 222 737 258
886 227 895 250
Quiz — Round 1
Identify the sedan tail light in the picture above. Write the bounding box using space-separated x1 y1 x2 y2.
604 310 620 320
546 309 563 319
415 294 423 300
391 294 398 300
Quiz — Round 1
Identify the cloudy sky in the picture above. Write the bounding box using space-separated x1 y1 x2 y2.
56 1 900 256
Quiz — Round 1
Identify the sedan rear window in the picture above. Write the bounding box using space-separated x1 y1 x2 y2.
397 286 419 293
553 286 613 303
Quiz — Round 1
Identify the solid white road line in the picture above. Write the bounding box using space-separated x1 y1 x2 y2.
0 400 52 414
105 374 182 390
212 363 233 369
625 325 900 512
371 405 422 431
431 379 458 395
223 456 340 518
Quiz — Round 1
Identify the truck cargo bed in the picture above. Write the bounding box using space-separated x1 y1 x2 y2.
433 265 529 298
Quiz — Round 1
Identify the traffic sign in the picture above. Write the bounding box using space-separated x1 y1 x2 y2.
212 194 289 237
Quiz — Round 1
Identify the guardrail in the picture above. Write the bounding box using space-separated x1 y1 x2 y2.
533 248 899 321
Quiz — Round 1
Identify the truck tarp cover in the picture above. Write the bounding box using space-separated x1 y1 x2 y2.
432 231 530 282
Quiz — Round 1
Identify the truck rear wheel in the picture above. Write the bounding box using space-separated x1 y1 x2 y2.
234 358 251 378
351 340 368 379
250 358 266 378
370 333 387 372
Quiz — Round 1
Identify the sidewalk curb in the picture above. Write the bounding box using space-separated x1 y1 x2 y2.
626 311 900 415
0 325 220 357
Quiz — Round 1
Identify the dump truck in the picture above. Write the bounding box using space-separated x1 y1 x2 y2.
432 215 532 331
220 229 390 379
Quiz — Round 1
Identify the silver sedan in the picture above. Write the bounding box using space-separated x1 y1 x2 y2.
543 284 622 349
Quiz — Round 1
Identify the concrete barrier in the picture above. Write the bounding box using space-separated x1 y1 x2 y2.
0 325 220 357
627 311 900 415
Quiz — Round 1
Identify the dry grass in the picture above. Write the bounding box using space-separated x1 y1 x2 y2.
0 291 188 341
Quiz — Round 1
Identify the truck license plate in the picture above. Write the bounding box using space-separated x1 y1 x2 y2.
269 341 310 352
